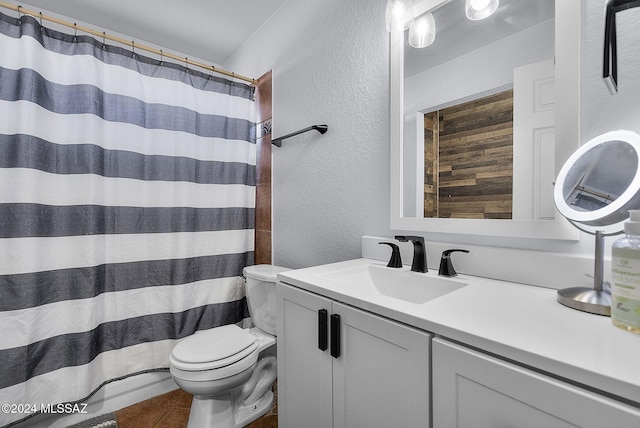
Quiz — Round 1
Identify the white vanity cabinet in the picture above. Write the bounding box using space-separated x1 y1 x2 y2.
276 282 431 428
432 338 640 428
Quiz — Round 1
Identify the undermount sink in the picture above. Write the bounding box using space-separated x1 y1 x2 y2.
320 263 467 304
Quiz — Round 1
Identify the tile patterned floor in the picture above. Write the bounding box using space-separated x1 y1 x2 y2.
115 385 277 428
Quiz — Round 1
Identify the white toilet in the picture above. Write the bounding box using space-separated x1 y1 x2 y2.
169 264 289 428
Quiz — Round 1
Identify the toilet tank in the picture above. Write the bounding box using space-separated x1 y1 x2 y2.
243 264 290 336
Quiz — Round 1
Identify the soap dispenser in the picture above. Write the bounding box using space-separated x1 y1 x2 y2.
611 210 640 333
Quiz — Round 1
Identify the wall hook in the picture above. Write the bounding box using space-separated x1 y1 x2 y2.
272 124 328 147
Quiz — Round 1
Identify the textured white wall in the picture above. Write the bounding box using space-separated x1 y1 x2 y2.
226 0 391 269
226 0 635 274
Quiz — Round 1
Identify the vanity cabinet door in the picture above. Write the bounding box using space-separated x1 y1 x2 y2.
332 301 431 428
277 283 333 428
277 283 432 428
432 338 640 428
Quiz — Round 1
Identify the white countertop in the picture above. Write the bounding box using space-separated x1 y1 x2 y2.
278 258 640 405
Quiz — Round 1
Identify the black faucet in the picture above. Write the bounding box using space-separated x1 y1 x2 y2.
379 242 403 268
394 235 427 273
438 249 469 277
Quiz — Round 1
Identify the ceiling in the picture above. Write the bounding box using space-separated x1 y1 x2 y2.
14 0 289 66
9 0 554 77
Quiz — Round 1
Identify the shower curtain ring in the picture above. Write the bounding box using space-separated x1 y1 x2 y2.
159 49 164 65
185 57 189 72
131 40 135 57
102 31 106 49
17 5 22 21
39 11 43 26
73 23 77 40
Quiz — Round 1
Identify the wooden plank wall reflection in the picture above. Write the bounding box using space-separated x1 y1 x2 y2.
424 90 513 219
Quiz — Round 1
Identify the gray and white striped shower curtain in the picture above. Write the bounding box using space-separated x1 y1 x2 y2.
0 11 256 427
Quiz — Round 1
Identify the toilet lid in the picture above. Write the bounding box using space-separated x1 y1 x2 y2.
171 325 258 371
243 264 290 282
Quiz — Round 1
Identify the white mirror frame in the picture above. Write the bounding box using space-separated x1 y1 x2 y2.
390 0 581 240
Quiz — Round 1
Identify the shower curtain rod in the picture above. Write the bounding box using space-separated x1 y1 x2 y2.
0 1 257 84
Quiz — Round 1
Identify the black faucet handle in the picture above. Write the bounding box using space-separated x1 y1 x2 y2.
439 249 469 277
379 242 403 268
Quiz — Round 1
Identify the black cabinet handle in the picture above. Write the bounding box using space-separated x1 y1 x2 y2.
330 314 341 359
318 309 328 351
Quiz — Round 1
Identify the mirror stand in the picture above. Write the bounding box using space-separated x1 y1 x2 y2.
557 228 622 316
554 129 640 316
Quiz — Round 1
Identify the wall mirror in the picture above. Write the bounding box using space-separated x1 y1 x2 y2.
390 0 581 239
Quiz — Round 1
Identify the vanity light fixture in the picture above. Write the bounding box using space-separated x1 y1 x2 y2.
387 0 499 49
385 0 414 32
465 0 499 21
409 12 436 48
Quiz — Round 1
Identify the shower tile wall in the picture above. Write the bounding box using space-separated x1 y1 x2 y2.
255 71 273 265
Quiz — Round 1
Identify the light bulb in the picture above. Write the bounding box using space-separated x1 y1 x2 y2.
385 0 414 32
409 13 436 48
465 0 499 20
470 0 491 11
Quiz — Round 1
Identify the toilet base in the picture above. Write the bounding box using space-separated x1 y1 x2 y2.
184 354 277 428
235 389 274 427
187 390 273 428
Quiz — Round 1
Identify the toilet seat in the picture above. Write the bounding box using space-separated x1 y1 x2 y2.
170 325 259 378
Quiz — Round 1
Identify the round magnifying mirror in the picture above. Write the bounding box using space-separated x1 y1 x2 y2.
554 129 640 227
553 129 640 315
